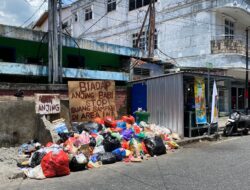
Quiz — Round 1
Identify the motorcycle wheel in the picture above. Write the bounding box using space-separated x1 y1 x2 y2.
223 124 234 136
242 128 249 135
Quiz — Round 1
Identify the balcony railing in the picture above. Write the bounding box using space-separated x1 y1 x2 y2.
211 35 250 55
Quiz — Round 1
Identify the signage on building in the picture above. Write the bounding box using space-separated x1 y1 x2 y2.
35 94 61 114
68 81 117 122
194 77 207 124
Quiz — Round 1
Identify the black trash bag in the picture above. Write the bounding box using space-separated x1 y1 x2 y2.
73 122 103 133
30 151 47 168
144 136 166 157
98 152 116 165
103 133 121 152
69 156 87 172
58 132 74 142
89 137 96 147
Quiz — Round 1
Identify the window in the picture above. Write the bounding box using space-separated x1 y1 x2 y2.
73 12 78 22
132 29 158 50
26 57 43 65
67 54 85 68
225 19 234 39
133 67 150 76
62 20 72 35
0 46 16 62
85 6 92 21
107 0 116 12
129 0 157 11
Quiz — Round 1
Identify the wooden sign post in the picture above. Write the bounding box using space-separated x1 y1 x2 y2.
35 94 61 115
68 81 117 122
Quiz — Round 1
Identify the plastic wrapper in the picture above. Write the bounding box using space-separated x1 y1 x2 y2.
93 145 105 154
24 164 46 180
144 136 166 156
29 150 47 168
103 133 121 152
98 152 116 165
121 129 134 141
73 122 103 133
69 153 88 172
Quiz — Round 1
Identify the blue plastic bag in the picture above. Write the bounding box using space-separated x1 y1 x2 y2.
112 148 126 161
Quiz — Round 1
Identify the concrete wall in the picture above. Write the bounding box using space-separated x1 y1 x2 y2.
0 100 36 147
68 0 250 71
0 99 71 147
0 83 128 146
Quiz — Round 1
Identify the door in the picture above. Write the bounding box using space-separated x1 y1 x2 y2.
131 83 147 115
231 87 245 111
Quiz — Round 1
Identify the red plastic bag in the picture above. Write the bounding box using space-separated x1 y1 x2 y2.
121 115 135 125
104 116 117 128
141 141 149 154
41 150 70 178
121 140 129 150
133 125 141 134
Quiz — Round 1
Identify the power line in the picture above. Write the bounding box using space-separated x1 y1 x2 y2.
64 0 248 40
157 48 177 63
0 0 46 36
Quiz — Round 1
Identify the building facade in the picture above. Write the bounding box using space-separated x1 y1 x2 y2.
33 1 250 74
32 0 250 113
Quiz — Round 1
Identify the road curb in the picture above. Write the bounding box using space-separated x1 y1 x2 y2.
176 133 221 146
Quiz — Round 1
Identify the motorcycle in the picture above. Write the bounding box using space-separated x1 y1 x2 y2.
223 111 250 136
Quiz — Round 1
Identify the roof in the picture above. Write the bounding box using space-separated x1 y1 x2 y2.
33 11 48 28
33 4 72 29
0 24 145 58
129 71 234 83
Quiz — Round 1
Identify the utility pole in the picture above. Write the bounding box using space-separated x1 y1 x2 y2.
48 0 59 84
245 27 249 114
148 0 156 58
48 0 52 83
58 0 63 83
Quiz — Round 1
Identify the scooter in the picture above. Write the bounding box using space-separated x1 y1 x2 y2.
223 111 250 136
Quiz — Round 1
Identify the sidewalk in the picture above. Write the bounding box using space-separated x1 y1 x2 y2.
176 133 222 146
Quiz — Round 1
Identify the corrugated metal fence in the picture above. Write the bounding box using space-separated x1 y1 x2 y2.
147 73 184 137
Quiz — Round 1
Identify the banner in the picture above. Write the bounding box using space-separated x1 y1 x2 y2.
211 80 219 123
68 81 117 122
194 77 207 124
35 94 60 114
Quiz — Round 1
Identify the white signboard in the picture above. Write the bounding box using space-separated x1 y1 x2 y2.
35 94 61 114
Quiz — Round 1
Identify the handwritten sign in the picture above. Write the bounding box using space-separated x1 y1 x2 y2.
35 94 60 114
68 81 117 122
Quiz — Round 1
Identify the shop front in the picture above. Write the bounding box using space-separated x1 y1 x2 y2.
130 72 233 138
183 73 232 137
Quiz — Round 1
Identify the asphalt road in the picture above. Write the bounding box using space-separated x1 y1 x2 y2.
3 136 250 190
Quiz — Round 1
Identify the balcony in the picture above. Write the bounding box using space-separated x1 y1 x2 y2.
211 35 249 55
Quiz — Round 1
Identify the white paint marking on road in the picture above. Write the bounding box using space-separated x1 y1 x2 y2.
211 137 241 145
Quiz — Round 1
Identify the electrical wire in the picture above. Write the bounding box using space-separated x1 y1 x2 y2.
78 0 250 40
0 0 46 36
157 48 177 64
60 0 250 41
80 1 141 37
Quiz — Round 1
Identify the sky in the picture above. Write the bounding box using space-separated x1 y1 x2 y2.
0 0 75 27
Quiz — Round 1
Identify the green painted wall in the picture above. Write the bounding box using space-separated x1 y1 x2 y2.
0 37 122 70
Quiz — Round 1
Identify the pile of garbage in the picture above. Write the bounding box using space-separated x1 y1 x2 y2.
17 116 180 179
